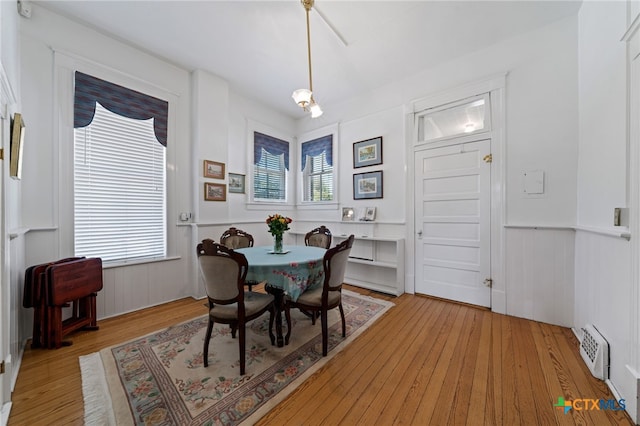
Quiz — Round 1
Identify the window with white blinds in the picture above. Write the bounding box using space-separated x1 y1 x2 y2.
303 151 333 201
74 103 166 262
253 148 286 201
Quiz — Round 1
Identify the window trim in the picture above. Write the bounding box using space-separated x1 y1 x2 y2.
54 52 179 262
297 123 339 208
302 141 333 202
246 119 295 207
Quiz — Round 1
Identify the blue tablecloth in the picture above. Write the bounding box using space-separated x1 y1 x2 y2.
236 245 326 301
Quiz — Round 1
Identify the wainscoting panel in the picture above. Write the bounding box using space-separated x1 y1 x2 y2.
505 227 575 327
9 231 26 390
574 229 635 419
99 258 192 320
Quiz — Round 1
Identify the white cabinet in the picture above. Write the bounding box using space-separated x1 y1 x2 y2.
291 232 404 296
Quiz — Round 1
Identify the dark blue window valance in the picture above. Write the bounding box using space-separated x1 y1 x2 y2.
254 132 289 170
301 135 333 171
74 71 169 146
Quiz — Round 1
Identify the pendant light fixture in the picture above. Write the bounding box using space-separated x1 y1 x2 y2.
292 0 323 118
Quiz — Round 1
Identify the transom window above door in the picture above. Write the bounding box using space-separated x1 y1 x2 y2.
415 93 491 143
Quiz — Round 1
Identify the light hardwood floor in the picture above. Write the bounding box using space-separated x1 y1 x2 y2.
8 286 634 425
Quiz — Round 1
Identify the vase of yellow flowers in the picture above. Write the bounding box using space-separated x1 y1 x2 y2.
266 213 292 253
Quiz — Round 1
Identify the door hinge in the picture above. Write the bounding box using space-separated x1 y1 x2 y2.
0 360 5 374
483 278 493 287
483 154 492 163
0 148 4 160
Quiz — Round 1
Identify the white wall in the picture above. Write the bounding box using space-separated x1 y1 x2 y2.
18 5 193 323
505 227 575 327
10 2 638 422
295 106 406 227
302 16 580 227
297 15 580 319
16 5 295 323
577 2 627 228
575 1 637 422
17 7 582 306
1 0 20 101
2 0 24 416
226 89 297 225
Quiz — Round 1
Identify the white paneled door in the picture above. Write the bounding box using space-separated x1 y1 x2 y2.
414 139 491 307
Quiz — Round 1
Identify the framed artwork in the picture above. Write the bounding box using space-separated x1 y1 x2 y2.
10 113 25 179
365 207 377 221
204 182 226 201
353 171 383 200
353 136 383 168
204 160 225 179
342 207 355 221
228 173 245 194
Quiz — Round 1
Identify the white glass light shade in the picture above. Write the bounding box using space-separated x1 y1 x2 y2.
292 89 312 107
310 101 323 118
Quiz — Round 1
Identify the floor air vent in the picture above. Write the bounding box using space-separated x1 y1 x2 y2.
579 324 609 381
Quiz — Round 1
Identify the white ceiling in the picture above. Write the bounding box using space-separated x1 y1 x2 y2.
35 0 582 119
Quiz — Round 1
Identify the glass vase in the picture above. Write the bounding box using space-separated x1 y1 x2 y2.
273 234 283 253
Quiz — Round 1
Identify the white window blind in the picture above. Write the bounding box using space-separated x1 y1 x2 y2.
304 151 333 201
74 102 166 262
254 148 286 201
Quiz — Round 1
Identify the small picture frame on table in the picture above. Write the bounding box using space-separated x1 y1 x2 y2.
204 160 225 179
353 136 382 168
342 207 355 221
365 207 377 221
353 171 383 200
228 173 245 194
204 182 226 201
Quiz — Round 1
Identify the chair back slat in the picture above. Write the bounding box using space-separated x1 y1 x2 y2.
220 227 254 249
198 256 241 301
197 239 247 304
323 235 354 292
305 225 332 249
327 249 350 289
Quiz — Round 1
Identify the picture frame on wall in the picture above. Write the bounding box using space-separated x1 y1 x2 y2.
10 113 25 180
203 160 225 179
228 173 245 194
353 136 382 168
204 182 226 201
353 171 383 200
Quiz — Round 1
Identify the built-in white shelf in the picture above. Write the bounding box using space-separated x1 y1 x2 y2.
290 231 404 296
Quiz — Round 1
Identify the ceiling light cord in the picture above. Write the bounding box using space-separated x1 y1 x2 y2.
291 0 322 117
306 4 313 94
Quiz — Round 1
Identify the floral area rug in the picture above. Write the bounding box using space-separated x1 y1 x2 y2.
79 290 393 425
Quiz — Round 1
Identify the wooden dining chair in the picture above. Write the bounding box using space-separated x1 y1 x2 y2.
197 239 275 375
220 227 259 290
220 227 254 249
284 235 354 355
304 225 332 249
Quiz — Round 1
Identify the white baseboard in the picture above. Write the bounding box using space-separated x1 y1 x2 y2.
491 289 506 314
1 402 12 426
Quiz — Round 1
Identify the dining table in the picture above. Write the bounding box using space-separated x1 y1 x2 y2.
235 245 326 347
